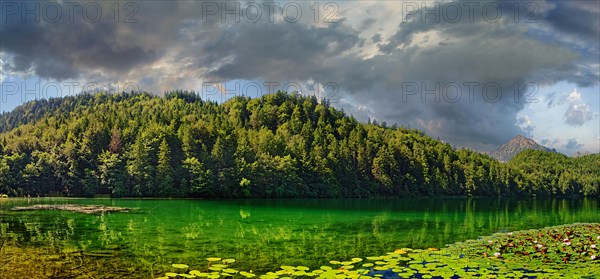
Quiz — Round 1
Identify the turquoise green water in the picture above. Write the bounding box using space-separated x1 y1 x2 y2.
0 198 598 272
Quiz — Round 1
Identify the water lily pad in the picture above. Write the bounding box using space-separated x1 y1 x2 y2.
190 271 209 277
373 266 388 271
280 266 295 271
212 264 227 268
209 267 223 271
361 263 373 267
341 265 354 270
296 266 309 271
320 266 333 271
240 271 256 278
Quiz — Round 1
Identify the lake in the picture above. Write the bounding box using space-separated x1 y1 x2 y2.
0 198 598 275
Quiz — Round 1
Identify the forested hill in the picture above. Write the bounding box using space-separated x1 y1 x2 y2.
0 92 597 198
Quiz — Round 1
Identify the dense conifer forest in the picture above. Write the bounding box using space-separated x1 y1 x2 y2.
0 91 597 197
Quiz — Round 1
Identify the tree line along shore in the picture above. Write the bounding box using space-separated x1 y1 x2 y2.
0 91 597 198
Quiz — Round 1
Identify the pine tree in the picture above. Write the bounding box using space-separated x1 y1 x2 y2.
157 138 174 197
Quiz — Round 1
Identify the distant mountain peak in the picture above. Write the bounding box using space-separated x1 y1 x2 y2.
490 135 556 162
512 135 528 140
573 151 591 158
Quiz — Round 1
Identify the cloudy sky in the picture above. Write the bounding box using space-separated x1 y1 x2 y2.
1 0 598 155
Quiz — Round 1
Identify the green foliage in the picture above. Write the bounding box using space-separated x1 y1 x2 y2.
508 150 599 196
0 91 597 198
157 138 174 196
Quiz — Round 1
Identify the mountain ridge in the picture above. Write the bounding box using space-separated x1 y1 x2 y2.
489 135 557 162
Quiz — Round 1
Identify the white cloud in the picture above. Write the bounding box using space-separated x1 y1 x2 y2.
0 58 4 83
516 115 535 137
564 103 594 126
559 88 595 127
517 115 532 127
563 138 584 150
567 89 581 103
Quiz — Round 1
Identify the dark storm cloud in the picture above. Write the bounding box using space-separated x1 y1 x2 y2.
371 33 382 43
378 1 597 86
516 0 599 87
314 1 595 149
307 12 576 148
0 0 220 80
544 0 600 42
0 1 163 79
202 19 361 81
0 0 598 151
486 0 600 43
359 17 376 31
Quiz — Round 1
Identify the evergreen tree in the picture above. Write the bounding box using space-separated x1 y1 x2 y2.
0 91 596 198
157 138 174 197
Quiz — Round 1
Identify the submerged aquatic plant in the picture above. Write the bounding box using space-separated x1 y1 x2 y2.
158 223 600 279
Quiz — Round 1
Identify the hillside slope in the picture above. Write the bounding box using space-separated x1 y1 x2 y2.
0 92 597 197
